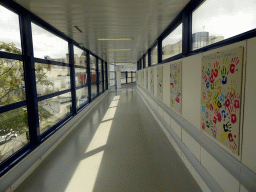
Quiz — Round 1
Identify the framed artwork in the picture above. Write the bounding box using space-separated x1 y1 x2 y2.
157 66 163 101
150 68 154 95
201 47 244 155
170 62 182 113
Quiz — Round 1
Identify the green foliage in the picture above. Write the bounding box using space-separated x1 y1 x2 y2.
0 107 28 135
0 42 53 134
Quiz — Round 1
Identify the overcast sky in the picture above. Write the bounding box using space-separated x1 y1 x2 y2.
1 0 256 56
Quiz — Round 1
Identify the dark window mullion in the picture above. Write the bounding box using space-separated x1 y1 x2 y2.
105 62 108 90
158 40 162 63
37 89 71 102
96 58 99 96
182 10 192 56
148 49 151 67
34 58 70 67
19 13 40 144
143 56 146 68
0 101 27 114
126 71 128 84
68 40 77 114
87 51 91 102
0 51 23 60
101 59 104 92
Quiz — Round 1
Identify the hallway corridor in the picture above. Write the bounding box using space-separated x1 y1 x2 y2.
15 84 201 192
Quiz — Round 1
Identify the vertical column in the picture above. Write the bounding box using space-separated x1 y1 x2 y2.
182 10 192 55
87 51 91 102
20 13 40 143
96 57 99 96
158 40 162 64
116 65 121 89
68 40 77 114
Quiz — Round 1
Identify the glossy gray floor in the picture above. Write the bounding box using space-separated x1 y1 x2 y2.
15 84 202 192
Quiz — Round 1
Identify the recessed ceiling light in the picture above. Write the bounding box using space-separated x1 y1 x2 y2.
107 49 131 51
98 38 134 41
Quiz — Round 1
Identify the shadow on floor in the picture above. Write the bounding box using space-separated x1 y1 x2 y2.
15 84 201 192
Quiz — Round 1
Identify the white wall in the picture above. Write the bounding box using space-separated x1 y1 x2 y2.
136 37 256 192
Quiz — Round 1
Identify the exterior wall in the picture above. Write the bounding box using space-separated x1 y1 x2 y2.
137 37 256 192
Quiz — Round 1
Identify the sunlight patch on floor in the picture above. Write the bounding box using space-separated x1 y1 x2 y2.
64 95 120 192
101 107 117 121
64 151 104 192
113 95 120 100
109 100 119 108
86 120 113 153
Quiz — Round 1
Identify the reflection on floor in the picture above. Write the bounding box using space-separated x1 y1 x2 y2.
15 84 202 192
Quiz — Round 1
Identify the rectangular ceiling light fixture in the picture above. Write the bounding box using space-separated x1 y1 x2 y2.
98 38 134 41
107 49 131 51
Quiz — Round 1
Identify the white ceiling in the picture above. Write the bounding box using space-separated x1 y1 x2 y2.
15 0 190 64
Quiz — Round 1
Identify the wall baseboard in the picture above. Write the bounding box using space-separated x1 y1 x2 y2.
137 86 225 192
136 83 256 192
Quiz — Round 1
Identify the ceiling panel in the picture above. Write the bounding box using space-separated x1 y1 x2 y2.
15 0 190 64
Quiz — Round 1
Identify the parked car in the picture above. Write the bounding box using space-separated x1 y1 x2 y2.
0 129 17 144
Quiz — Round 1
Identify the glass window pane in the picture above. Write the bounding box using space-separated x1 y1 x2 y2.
90 55 96 69
90 69 97 98
35 63 70 96
109 64 115 71
38 92 72 133
162 24 182 60
110 79 115 87
151 45 158 65
0 5 21 54
98 61 102 93
110 72 115 79
121 78 126 84
74 46 87 67
99 71 102 93
75 68 87 87
128 72 131 78
145 54 148 68
76 87 88 108
128 78 131 83
121 72 126 79
0 106 29 163
192 0 256 50
0 59 25 106
91 84 97 99
32 23 69 61
98 60 101 71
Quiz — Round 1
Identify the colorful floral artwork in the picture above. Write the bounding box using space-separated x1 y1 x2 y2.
170 62 182 113
145 69 148 90
157 66 163 101
201 47 243 155
150 68 154 95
